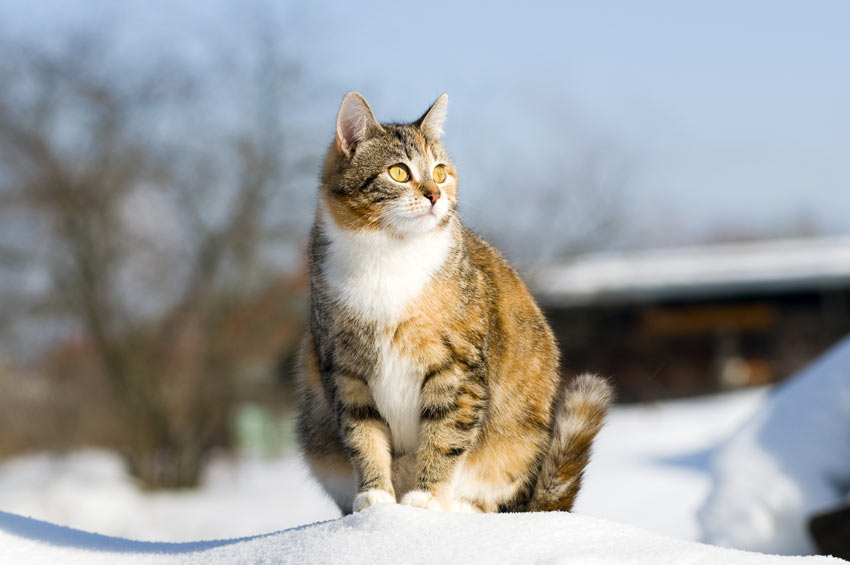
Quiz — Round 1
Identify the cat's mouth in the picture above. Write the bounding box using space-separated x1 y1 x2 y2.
385 208 442 236
405 209 440 226
381 194 451 236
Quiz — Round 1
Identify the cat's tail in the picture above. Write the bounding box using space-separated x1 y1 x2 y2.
528 373 613 512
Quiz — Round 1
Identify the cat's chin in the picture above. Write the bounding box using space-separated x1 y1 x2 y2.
387 211 446 238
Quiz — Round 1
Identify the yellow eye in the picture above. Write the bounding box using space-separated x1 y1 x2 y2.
433 164 447 184
388 164 410 183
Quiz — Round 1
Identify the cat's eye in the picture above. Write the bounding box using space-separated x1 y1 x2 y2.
388 164 410 183
432 164 447 184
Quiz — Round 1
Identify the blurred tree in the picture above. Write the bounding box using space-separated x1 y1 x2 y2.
504 142 631 262
0 27 310 488
700 209 822 245
465 102 633 266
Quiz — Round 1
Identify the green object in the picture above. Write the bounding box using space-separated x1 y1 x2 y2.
233 403 296 457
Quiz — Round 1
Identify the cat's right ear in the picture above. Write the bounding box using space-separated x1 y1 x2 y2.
336 92 382 157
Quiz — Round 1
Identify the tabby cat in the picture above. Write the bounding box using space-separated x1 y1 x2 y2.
296 92 612 514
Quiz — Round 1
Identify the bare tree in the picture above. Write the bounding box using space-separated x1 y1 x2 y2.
461 101 633 267
496 143 631 263
0 29 309 488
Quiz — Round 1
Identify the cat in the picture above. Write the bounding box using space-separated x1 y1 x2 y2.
296 92 612 514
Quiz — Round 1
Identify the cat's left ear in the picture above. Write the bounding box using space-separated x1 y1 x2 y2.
416 93 448 139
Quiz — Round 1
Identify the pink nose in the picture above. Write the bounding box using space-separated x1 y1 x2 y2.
424 190 441 205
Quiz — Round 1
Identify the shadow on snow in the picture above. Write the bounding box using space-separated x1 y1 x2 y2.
0 510 293 554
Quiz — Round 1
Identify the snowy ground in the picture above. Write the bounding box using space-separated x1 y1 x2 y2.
577 387 767 540
0 389 765 543
0 452 339 542
2 504 843 564
3 387 842 563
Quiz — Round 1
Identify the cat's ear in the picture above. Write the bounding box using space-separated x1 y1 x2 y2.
336 92 382 156
416 93 448 139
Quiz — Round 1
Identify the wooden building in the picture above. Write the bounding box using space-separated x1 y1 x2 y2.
531 237 850 402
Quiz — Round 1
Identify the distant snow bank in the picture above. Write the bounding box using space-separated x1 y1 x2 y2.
0 450 340 542
700 334 850 555
577 385 766 540
1 504 843 565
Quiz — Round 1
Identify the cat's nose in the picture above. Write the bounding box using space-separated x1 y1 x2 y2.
423 189 441 205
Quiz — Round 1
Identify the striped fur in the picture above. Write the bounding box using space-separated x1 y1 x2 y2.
296 92 612 515
528 374 613 511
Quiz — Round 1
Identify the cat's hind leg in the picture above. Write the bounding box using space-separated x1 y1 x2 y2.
297 394 358 513
296 338 358 514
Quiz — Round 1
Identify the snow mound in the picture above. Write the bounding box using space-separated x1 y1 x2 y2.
1 505 843 564
700 335 850 554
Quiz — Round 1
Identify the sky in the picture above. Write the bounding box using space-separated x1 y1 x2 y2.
2 0 848 245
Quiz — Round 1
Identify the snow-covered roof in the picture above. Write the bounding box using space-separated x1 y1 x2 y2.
531 236 850 306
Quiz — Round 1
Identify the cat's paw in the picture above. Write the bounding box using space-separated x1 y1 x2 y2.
353 489 396 512
450 499 484 513
400 490 444 511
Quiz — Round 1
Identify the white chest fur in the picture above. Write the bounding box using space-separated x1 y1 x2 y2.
370 337 421 454
319 205 454 324
319 205 454 453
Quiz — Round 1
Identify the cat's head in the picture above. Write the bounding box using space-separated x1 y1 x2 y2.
320 92 457 238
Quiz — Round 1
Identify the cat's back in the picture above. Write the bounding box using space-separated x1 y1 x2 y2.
458 225 549 321
454 224 559 390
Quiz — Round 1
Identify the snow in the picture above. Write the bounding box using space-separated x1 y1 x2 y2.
0 451 339 542
532 236 850 305
0 389 765 543
1 385 845 563
577 387 767 540
2 504 844 565
700 335 850 555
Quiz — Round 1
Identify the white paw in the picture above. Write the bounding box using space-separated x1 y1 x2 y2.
353 489 396 512
400 489 444 511
450 499 483 513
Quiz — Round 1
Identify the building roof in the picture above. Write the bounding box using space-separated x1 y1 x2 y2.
530 236 850 306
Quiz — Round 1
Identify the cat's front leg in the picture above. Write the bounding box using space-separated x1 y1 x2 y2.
336 372 396 511
402 363 488 511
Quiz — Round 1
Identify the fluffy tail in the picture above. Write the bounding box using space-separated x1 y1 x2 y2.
528 373 613 512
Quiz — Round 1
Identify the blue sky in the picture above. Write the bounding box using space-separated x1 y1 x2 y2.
3 0 848 244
